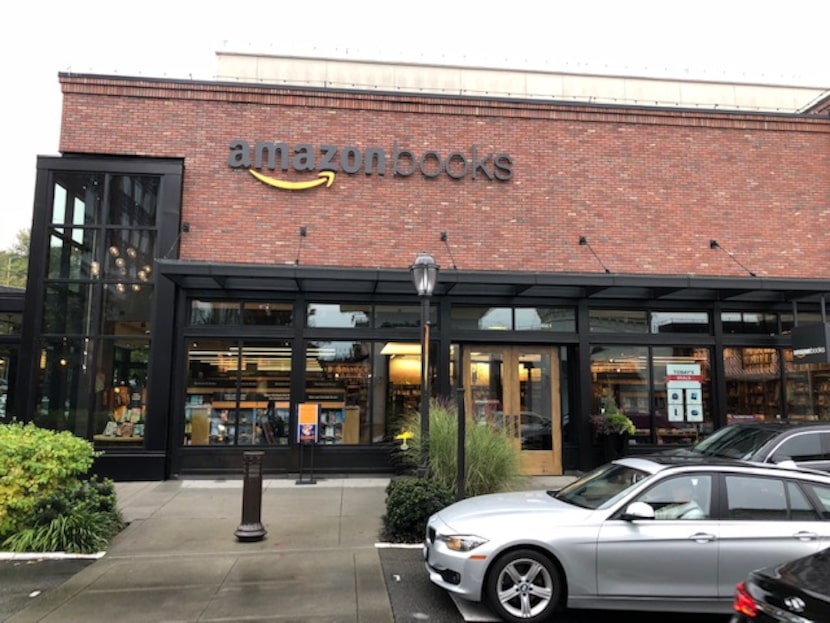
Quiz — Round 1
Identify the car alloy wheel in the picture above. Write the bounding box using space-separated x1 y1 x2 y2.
486 548 562 622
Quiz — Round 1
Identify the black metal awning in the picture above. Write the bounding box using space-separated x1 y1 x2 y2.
155 260 830 306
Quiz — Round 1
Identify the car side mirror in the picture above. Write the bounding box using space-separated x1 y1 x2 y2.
621 501 655 521
775 459 797 469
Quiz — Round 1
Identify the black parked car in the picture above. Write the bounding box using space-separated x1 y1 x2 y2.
731 547 830 622
679 421 830 473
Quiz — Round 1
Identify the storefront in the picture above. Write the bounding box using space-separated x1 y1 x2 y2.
0 286 23 423
15 55 830 480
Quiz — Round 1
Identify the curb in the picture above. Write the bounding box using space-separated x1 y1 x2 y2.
0 552 106 561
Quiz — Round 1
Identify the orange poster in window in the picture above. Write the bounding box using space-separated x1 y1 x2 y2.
297 403 319 443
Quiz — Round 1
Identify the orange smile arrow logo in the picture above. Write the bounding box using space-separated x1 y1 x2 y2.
248 169 335 190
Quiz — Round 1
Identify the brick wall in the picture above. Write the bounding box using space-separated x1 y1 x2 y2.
59 75 830 279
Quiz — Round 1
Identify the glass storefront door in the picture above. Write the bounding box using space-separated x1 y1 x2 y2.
465 346 561 475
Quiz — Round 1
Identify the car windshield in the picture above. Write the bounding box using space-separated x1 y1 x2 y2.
691 425 780 459
555 462 650 510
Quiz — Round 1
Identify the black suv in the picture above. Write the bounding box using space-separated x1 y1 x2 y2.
681 421 830 473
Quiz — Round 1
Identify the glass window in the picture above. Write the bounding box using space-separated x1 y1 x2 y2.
784 354 830 421
555 462 650 510
241 302 292 326
35 169 162 443
787 481 819 521
515 307 576 331
771 434 824 463
107 176 159 227
306 341 371 445
42 282 95 335
0 345 18 422
724 347 781 421
650 312 710 334
651 347 713 444
725 476 787 520
0 313 22 336
450 306 511 330
722 312 779 335
590 346 711 446
46 228 98 280
375 305 421 328
33 338 94 438
93 339 149 445
189 301 241 325
638 475 712 520
804 483 830 517
103 229 156 281
589 310 648 333
51 172 103 226
693 424 780 459
308 304 370 328
239 341 292 445
102 284 153 336
781 312 824 333
183 339 292 446
591 345 649 446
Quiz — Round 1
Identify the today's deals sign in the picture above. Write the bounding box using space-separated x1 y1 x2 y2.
666 364 703 423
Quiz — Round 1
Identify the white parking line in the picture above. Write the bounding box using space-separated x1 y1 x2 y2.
450 595 501 622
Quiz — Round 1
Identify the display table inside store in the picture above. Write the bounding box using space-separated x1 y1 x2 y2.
93 435 144 443
657 428 698 444
631 428 699 445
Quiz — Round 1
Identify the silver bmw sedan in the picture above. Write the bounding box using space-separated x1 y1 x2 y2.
424 456 830 623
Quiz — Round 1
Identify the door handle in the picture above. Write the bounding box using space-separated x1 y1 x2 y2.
688 532 716 543
506 414 520 438
793 531 818 541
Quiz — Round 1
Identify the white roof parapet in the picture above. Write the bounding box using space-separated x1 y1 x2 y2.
216 52 828 114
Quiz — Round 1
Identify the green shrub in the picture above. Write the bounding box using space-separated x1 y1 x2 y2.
0 422 100 541
381 477 454 543
398 399 522 497
2 477 124 554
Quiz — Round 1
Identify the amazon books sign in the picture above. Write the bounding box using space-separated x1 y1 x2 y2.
228 140 514 190
791 323 830 364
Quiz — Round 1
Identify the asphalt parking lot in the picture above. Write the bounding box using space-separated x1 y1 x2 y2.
377 547 733 623
379 546 466 622
2 550 734 623
0 558 95 622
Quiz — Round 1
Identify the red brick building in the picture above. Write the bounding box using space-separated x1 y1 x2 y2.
16 55 830 480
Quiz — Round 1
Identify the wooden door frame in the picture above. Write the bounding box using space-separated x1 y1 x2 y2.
463 345 562 476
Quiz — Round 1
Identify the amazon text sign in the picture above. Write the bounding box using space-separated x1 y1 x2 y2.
228 140 514 187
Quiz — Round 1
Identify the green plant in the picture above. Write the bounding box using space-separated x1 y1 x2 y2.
2 477 124 554
591 411 636 436
397 399 522 497
0 422 100 540
591 389 636 436
381 477 454 543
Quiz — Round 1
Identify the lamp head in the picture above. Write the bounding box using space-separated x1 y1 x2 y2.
411 252 439 297
579 236 587 246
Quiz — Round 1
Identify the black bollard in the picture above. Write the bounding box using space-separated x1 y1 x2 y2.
234 451 267 542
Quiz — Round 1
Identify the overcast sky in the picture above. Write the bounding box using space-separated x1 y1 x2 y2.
1 0 827 250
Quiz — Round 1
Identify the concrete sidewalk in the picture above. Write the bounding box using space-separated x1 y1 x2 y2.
4 475 577 623
7 477 395 623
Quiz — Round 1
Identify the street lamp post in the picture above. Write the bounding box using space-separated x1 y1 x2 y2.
411 252 438 478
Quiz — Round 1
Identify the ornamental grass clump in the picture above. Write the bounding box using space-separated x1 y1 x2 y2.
383 399 523 543
397 399 522 498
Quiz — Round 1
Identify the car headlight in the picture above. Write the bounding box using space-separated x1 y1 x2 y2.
437 534 489 552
